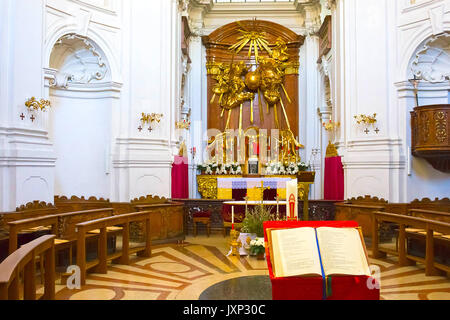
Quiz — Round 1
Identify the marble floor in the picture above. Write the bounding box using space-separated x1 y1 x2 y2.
47 234 450 300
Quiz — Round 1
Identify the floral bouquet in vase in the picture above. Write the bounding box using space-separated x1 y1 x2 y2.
249 238 266 260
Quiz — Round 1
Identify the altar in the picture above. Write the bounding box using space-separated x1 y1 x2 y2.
197 172 315 221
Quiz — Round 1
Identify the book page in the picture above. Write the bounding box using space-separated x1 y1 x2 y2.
316 227 371 276
271 227 322 278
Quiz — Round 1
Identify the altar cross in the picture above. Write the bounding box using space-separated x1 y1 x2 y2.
253 181 270 207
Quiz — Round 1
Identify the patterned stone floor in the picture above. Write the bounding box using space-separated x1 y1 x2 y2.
50 235 450 300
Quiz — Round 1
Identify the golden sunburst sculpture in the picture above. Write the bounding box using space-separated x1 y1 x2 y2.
228 21 272 61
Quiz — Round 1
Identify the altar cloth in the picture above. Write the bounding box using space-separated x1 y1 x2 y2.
217 177 291 201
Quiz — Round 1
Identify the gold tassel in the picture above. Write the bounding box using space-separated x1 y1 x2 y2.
226 109 232 130
281 84 292 104
239 104 243 133
258 90 264 123
274 104 280 129
250 99 254 124
279 98 291 130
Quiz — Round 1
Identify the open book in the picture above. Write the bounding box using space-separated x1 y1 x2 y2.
267 227 371 278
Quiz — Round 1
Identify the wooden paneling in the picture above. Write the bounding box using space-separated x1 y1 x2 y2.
411 104 450 172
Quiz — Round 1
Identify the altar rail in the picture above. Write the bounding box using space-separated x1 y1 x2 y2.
0 235 56 300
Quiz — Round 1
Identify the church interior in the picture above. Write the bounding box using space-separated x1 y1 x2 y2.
0 0 449 302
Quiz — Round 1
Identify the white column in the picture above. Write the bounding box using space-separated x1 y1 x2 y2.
334 0 404 202
188 35 204 199
301 34 321 200
113 0 178 201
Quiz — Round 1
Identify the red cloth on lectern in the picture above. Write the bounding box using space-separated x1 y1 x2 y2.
263 220 380 300
171 156 189 198
324 156 344 201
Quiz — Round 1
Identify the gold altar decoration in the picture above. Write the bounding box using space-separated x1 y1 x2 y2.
209 33 302 149
25 97 51 112
206 38 305 165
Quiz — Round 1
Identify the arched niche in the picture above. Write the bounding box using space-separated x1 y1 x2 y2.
48 34 114 199
49 33 111 89
409 32 450 83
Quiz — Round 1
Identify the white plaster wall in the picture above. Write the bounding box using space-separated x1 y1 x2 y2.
0 0 182 210
396 0 450 201
0 0 56 211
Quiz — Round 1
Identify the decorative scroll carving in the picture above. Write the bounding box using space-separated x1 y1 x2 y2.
131 195 168 204
347 195 388 204
435 111 448 143
16 201 56 212
411 32 450 83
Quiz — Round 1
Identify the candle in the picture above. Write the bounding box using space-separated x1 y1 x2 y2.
232 206 235 224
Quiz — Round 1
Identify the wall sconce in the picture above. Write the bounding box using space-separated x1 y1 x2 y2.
25 97 51 112
322 120 340 132
354 113 379 134
138 113 163 132
176 119 191 130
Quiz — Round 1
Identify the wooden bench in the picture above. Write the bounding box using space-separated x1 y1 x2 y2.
76 211 152 285
372 212 450 277
7 208 118 269
0 235 56 300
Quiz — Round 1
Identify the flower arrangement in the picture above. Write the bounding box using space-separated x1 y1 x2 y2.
216 164 229 175
265 161 310 175
249 237 265 256
198 162 243 175
197 162 218 175
229 163 243 175
265 162 286 175
297 161 310 172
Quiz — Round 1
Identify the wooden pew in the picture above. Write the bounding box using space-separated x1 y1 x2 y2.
76 211 152 285
0 235 56 300
372 212 450 277
335 196 388 238
132 195 184 244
